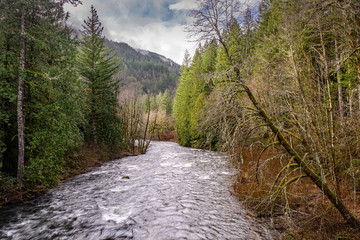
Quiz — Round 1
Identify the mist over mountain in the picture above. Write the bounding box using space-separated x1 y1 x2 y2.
105 39 180 94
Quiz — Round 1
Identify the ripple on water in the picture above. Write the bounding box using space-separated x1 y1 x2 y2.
159 161 172 166
0 141 276 240
198 174 211 180
110 185 132 192
174 162 193 168
102 211 131 224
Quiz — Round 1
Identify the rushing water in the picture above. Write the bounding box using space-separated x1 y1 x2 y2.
0 141 275 240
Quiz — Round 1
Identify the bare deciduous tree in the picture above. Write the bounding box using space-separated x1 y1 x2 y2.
188 0 360 228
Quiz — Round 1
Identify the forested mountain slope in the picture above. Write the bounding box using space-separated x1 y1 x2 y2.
105 39 180 94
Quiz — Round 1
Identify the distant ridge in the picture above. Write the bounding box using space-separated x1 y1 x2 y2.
105 39 180 94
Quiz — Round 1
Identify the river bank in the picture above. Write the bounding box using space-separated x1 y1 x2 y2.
0 141 276 239
0 144 134 208
231 147 360 240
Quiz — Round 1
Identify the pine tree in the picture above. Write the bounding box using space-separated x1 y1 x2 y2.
78 5 122 146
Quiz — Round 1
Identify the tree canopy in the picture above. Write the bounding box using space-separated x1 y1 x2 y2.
174 0 360 229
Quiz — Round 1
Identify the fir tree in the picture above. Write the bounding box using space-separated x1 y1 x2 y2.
1 0 85 187
78 5 122 146
162 90 172 115
173 52 193 146
0 0 19 176
24 0 86 187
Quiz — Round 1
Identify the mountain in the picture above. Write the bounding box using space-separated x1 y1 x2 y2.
105 39 180 94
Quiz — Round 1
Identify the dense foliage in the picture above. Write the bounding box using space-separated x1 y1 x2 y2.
173 42 218 148
0 1 124 189
174 0 360 231
0 0 85 187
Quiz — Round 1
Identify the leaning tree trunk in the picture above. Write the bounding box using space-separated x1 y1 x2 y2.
234 69 360 228
224 25 360 231
223 34 359 229
189 0 360 228
17 6 26 188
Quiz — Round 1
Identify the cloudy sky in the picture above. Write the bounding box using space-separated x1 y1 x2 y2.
64 0 259 65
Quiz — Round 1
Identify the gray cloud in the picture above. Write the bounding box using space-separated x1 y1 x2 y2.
64 0 198 64
64 0 259 64
169 0 197 10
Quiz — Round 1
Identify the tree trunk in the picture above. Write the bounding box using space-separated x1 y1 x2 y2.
358 69 360 112
91 116 98 145
289 44 326 184
349 88 353 118
317 17 338 194
91 91 98 145
238 76 360 228
352 57 360 112
17 6 26 188
141 94 151 154
233 26 359 232
189 0 360 228
335 39 345 125
231 41 360 228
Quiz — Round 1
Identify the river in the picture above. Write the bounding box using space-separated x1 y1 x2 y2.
0 141 276 239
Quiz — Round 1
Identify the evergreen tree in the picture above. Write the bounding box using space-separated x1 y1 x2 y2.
161 90 172 115
24 0 85 187
173 53 193 146
188 49 204 145
0 0 19 176
181 0 360 228
1 0 85 187
78 5 122 146
202 39 217 73
174 40 221 148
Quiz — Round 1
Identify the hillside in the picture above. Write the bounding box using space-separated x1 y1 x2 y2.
105 39 180 94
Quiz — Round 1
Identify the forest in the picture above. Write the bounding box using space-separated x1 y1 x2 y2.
0 0 175 206
1 0 360 238
173 0 360 238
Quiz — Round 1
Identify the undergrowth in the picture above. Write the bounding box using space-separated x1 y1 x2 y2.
232 148 360 240
0 143 131 208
